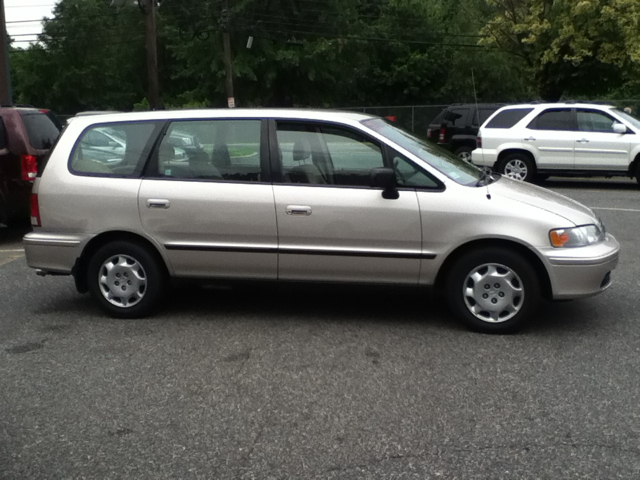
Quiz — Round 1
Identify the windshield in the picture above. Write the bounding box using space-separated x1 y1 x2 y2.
611 108 640 130
361 118 484 186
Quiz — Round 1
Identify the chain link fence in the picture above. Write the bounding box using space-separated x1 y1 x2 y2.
346 105 447 136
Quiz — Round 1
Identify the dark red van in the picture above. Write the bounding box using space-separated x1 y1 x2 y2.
0 107 61 225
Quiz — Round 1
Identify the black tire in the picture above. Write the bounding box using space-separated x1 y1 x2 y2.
454 146 474 163
498 153 536 182
87 240 166 318
535 173 550 183
445 248 541 333
635 161 640 186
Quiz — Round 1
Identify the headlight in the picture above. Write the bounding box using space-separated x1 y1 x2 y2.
549 224 605 248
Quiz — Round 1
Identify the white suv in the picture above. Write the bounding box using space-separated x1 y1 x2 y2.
472 103 640 183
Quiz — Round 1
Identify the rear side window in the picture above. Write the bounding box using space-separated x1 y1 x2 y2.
155 120 262 182
19 111 61 149
485 108 533 129
70 122 159 176
527 109 573 131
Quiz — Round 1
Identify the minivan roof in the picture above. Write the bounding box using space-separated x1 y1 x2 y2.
67 109 378 128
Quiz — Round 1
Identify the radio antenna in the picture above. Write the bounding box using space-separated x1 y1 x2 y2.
472 68 491 199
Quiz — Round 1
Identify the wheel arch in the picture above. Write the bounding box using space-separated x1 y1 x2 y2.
73 230 170 294
628 150 640 178
434 238 553 301
496 148 537 169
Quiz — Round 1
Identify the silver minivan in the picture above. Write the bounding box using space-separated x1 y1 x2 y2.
24 109 620 333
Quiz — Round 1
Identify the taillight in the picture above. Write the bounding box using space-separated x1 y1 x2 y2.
438 128 446 143
21 155 37 181
477 135 482 149
30 194 41 227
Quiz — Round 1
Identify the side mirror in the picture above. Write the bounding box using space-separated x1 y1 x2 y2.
613 122 627 134
370 167 399 199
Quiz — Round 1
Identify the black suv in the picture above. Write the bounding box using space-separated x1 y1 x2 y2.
0 107 61 225
427 103 505 161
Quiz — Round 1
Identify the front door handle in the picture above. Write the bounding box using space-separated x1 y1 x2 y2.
285 205 312 216
147 199 170 209
576 139 590 143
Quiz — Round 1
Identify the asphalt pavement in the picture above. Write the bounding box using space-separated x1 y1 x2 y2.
1 178 639 479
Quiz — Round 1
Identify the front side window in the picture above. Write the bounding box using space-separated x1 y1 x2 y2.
577 110 617 132
528 109 573 131
277 122 384 187
70 122 158 176
156 120 262 182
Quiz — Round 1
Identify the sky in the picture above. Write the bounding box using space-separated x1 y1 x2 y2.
5 0 57 48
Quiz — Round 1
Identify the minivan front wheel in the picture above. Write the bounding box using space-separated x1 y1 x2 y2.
499 153 535 182
87 241 166 318
445 248 541 333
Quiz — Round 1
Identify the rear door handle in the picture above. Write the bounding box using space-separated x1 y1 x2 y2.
147 199 170 209
524 137 536 141
576 139 589 143
285 205 312 216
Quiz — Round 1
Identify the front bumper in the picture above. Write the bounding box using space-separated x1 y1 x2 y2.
541 234 620 300
23 232 92 275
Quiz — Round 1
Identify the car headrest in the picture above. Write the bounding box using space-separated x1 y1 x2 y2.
293 139 310 162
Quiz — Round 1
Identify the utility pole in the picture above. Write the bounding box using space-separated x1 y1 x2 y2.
0 0 13 105
140 0 162 110
221 0 234 108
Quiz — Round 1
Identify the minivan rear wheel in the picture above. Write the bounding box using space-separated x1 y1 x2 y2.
445 248 541 333
87 240 166 318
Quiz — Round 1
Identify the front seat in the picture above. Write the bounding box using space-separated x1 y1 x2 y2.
189 149 221 179
211 144 231 169
289 139 326 184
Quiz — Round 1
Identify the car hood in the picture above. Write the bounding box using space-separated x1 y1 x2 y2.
490 176 597 225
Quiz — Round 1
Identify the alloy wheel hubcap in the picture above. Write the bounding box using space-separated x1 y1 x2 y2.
504 160 528 181
98 254 147 308
463 263 524 323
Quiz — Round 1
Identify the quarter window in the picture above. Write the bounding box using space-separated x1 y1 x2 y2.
156 120 262 182
485 108 533 129
70 122 158 176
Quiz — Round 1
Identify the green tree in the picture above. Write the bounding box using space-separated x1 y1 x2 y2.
480 0 640 101
12 0 145 113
